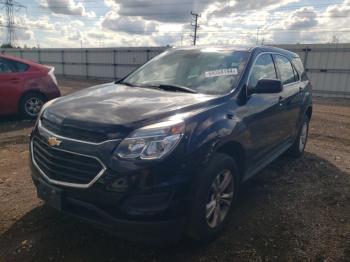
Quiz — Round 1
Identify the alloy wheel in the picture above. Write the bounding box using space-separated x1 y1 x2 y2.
206 169 234 228
299 121 308 152
25 97 43 117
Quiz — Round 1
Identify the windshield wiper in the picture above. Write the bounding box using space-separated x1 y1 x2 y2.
118 81 136 87
154 84 198 94
117 81 197 94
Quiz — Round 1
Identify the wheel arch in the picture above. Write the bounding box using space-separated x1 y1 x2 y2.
216 141 246 181
306 106 312 120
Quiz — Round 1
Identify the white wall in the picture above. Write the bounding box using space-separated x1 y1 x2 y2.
2 44 350 98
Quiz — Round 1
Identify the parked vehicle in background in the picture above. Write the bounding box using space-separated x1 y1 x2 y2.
0 54 60 118
29 45 312 243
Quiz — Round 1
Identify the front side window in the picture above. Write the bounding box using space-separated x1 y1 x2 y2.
274 55 296 85
248 54 277 89
122 49 249 95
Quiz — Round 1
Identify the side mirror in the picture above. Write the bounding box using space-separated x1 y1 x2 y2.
254 79 283 94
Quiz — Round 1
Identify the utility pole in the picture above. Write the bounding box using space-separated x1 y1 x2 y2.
0 0 26 47
190 11 200 46
256 26 261 45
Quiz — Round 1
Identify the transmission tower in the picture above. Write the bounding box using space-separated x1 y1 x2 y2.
0 0 26 46
190 11 200 46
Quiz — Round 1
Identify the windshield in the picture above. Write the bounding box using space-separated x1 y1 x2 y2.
122 49 249 95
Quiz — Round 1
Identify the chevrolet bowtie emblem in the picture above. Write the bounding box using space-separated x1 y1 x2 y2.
47 136 62 147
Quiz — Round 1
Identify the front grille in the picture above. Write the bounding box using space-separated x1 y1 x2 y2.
41 118 108 143
32 136 104 185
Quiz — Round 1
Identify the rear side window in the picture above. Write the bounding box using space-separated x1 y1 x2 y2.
274 55 296 85
292 57 307 81
293 66 300 81
0 58 29 73
248 54 277 88
292 57 304 75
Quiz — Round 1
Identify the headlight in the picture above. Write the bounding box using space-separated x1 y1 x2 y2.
38 98 57 118
34 98 57 128
115 119 185 160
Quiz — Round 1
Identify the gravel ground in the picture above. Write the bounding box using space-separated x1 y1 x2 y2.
0 79 349 261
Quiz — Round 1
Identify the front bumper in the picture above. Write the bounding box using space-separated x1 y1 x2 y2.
31 166 186 242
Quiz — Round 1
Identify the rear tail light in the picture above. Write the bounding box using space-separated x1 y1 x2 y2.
48 67 58 86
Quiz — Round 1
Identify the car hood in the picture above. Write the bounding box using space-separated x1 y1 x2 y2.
41 82 217 139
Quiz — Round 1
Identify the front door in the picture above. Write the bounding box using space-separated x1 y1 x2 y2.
240 53 286 164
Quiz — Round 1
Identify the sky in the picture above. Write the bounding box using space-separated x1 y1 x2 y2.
0 0 350 48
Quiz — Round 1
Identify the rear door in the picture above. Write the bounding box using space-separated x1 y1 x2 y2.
273 54 303 141
0 58 27 115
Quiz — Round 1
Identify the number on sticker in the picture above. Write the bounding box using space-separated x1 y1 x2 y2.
204 68 238 78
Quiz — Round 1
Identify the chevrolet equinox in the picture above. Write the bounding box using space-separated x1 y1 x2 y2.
30 46 312 243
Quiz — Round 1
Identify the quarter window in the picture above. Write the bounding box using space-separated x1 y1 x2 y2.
0 58 28 74
274 55 296 85
0 58 14 73
248 54 277 89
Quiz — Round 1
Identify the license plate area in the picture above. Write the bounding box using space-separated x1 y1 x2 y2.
37 180 62 210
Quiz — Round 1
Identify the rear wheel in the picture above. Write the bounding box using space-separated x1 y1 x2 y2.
19 93 46 119
287 115 309 157
187 153 239 242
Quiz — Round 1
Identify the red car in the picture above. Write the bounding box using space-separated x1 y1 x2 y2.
0 54 61 118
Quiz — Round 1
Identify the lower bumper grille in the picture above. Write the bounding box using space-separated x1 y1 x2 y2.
32 136 105 186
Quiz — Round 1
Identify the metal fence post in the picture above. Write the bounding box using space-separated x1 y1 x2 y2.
113 49 117 80
61 50 65 76
85 49 89 78
146 49 150 61
302 47 311 70
38 48 41 63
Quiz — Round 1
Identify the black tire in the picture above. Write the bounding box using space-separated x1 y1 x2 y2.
19 93 46 119
287 115 310 158
187 152 239 242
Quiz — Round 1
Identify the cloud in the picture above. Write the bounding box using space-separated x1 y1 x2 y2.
40 0 96 17
284 7 318 29
153 34 179 46
87 32 109 39
326 0 350 17
16 30 34 41
8 0 350 48
108 0 222 23
208 0 298 18
101 11 158 35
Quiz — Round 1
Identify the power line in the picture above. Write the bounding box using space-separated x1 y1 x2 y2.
0 0 26 46
190 11 200 46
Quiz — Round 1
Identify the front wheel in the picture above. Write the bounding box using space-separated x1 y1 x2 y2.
287 115 310 157
187 153 239 242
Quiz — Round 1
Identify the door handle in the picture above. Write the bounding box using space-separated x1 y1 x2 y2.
279 96 284 106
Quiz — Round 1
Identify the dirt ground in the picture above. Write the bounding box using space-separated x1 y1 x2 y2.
0 79 349 261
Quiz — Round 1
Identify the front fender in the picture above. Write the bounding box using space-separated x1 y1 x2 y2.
185 103 247 166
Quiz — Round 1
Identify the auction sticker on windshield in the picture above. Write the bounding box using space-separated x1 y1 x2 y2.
205 68 238 78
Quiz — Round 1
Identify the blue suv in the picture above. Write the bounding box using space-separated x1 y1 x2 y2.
29 46 312 243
